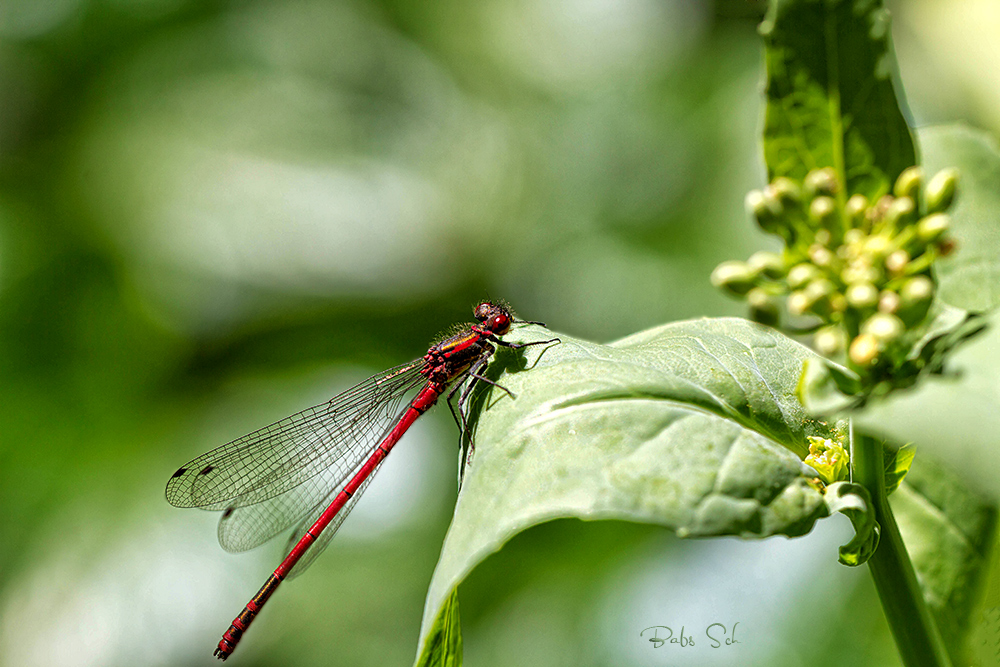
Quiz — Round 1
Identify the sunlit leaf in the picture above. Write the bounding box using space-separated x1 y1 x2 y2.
416 318 850 663
918 124 1000 312
883 443 914 496
891 455 997 662
760 0 915 199
414 589 462 667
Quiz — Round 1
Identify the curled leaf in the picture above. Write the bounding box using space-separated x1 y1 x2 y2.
825 481 880 566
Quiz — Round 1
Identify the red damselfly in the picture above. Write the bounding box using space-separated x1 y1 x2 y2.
166 301 557 660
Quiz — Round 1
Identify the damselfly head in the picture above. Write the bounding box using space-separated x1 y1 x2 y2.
474 301 512 335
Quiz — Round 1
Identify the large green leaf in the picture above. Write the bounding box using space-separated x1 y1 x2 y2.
417 589 463 667
890 456 997 664
917 124 1000 312
760 0 915 200
414 319 850 665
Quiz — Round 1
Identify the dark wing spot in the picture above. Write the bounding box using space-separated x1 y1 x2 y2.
199 465 214 475
222 506 234 520
171 467 187 478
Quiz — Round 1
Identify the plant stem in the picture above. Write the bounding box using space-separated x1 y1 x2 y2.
852 429 952 667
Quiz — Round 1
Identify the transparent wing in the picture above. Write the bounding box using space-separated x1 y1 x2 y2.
282 457 387 579
165 361 425 514
214 455 347 553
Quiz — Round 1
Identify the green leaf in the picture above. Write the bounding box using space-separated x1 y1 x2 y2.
416 318 848 663
415 589 462 667
853 313 1000 498
903 303 984 369
917 124 1000 312
890 455 997 663
760 0 915 200
883 443 914 495
797 356 862 413
825 481 879 566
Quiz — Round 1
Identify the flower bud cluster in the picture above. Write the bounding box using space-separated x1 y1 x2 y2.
712 166 958 372
804 436 849 485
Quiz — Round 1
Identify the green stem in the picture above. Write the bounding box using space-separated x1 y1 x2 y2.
852 429 952 667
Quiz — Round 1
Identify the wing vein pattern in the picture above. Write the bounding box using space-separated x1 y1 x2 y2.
166 361 427 552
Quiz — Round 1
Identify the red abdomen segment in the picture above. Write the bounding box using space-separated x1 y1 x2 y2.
213 385 443 660
215 573 281 659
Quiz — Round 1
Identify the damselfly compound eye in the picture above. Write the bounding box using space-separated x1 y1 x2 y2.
490 312 511 334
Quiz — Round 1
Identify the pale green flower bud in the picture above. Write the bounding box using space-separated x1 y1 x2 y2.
830 293 847 313
843 228 865 246
747 189 785 237
746 189 776 217
841 262 881 286
917 213 949 242
900 275 934 303
893 166 923 200
869 195 894 226
864 234 893 259
711 261 756 296
925 168 958 214
747 288 780 327
809 196 837 227
805 278 837 307
862 312 905 343
885 196 916 228
788 263 821 289
897 275 934 325
809 244 834 267
845 282 879 309
884 249 910 276
804 167 839 197
814 326 847 357
747 251 786 280
788 290 812 316
767 177 801 206
878 290 900 314
849 333 880 366
844 195 868 228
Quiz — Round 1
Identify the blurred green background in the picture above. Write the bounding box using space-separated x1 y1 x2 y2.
0 1 996 666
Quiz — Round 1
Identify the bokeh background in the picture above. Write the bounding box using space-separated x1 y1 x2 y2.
1 1 997 666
